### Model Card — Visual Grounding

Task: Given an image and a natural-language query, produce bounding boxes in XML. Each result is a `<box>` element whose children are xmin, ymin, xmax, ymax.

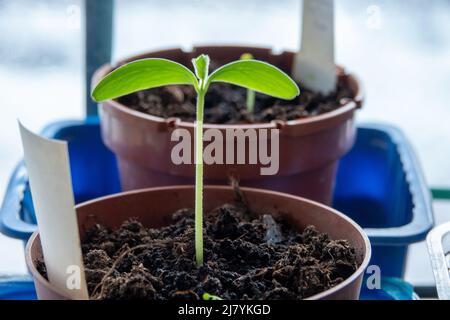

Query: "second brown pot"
<box><xmin>94</xmin><ymin>46</ymin><xmax>363</xmax><ymax>205</ymax></box>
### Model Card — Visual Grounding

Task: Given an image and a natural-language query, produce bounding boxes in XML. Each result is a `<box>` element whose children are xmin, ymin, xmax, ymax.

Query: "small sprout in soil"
<box><xmin>240</xmin><ymin>53</ymin><xmax>256</xmax><ymax>113</ymax></box>
<box><xmin>202</xmin><ymin>293</ymin><xmax>223</xmax><ymax>301</ymax></box>
<box><xmin>92</xmin><ymin>54</ymin><xmax>300</xmax><ymax>267</ymax></box>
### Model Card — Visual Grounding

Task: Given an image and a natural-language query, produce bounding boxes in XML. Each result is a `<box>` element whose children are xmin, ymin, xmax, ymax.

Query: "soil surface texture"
<box><xmin>36</xmin><ymin>193</ymin><xmax>359</xmax><ymax>300</ymax></box>
<box><xmin>118</xmin><ymin>65</ymin><xmax>354</xmax><ymax>124</ymax></box>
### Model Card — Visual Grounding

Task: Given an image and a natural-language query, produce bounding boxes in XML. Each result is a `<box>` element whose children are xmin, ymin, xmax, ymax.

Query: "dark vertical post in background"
<box><xmin>83</xmin><ymin>0</ymin><xmax>114</xmax><ymax>116</ymax></box>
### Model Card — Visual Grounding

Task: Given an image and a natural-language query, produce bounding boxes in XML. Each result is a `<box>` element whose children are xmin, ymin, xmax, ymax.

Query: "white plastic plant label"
<box><xmin>293</xmin><ymin>0</ymin><xmax>336</xmax><ymax>94</ymax></box>
<box><xmin>19</xmin><ymin>122</ymin><xmax>89</xmax><ymax>300</ymax></box>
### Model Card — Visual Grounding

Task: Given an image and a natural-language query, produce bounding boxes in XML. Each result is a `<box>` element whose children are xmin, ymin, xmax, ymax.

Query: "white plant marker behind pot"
<box><xmin>19</xmin><ymin>122</ymin><xmax>89</xmax><ymax>300</ymax></box>
<box><xmin>293</xmin><ymin>0</ymin><xmax>336</xmax><ymax>94</ymax></box>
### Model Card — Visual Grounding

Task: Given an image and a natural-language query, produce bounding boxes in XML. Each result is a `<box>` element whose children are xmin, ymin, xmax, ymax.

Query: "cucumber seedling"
<box><xmin>240</xmin><ymin>53</ymin><xmax>256</xmax><ymax>113</ymax></box>
<box><xmin>92</xmin><ymin>54</ymin><xmax>300</xmax><ymax>267</ymax></box>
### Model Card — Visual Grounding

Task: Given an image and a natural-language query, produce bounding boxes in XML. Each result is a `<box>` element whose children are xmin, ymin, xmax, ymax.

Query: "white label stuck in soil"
<box><xmin>19</xmin><ymin>122</ymin><xmax>88</xmax><ymax>300</ymax></box>
<box><xmin>293</xmin><ymin>0</ymin><xmax>336</xmax><ymax>94</ymax></box>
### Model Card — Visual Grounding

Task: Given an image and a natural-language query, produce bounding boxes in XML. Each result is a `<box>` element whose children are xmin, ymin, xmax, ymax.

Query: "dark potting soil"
<box><xmin>118</xmin><ymin>72</ymin><xmax>354</xmax><ymax>124</ymax></box>
<box><xmin>38</xmin><ymin>195</ymin><xmax>359</xmax><ymax>300</ymax></box>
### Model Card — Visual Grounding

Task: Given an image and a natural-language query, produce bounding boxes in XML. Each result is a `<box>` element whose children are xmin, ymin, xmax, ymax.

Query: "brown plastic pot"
<box><xmin>26</xmin><ymin>186</ymin><xmax>371</xmax><ymax>300</ymax></box>
<box><xmin>93</xmin><ymin>46</ymin><xmax>364</xmax><ymax>205</ymax></box>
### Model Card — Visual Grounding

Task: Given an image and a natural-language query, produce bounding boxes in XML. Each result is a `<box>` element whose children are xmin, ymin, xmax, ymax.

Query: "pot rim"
<box><xmin>92</xmin><ymin>46</ymin><xmax>364</xmax><ymax>131</ymax></box>
<box><xmin>26</xmin><ymin>185</ymin><xmax>372</xmax><ymax>301</ymax></box>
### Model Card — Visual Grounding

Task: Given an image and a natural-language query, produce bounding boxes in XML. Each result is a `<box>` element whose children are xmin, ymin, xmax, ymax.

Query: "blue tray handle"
<box><xmin>363</xmin><ymin>124</ymin><xmax>434</xmax><ymax>245</ymax></box>
<box><xmin>0</xmin><ymin>163</ymin><xmax>37</xmax><ymax>240</ymax></box>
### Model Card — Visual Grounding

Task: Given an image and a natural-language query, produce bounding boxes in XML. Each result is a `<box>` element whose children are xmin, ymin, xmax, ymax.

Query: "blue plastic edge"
<box><xmin>359</xmin><ymin>123</ymin><xmax>434</xmax><ymax>245</ymax></box>
<box><xmin>0</xmin><ymin>163</ymin><xmax>37</xmax><ymax>239</ymax></box>
<box><xmin>0</xmin><ymin>275</ymin><xmax>37</xmax><ymax>300</ymax></box>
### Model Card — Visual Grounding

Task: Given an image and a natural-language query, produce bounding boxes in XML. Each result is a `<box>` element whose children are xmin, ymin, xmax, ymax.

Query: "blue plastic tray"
<box><xmin>0</xmin><ymin>118</ymin><xmax>434</xmax><ymax>278</ymax></box>
<box><xmin>0</xmin><ymin>276</ymin><xmax>37</xmax><ymax>300</ymax></box>
<box><xmin>0</xmin><ymin>275</ymin><xmax>414</xmax><ymax>301</ymax></box>
<box><xmin>359</xmin><ymin>277</ymin><xmax>418</xmax><ymax>300</ymax></box>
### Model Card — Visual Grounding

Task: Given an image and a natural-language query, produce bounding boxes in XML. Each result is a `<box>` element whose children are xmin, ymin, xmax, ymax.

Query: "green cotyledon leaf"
<box><xmin>203</xmin><ymin>293</ymin><xmax>223</xmax><ymax>300</ymax></box>
<box><xmin>207</xmin><ymin>60</ymin><xmax>300</xmax><ymax>100</ymax></box>
<box><xmin>92</xmin><ymin>58</ymin><xmax>198</xmax><ymax>102</ymax></box>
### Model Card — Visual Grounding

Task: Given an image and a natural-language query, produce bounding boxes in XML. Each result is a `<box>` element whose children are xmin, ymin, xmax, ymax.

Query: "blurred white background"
<box><xmin>0</xmin><ymin>0</ymin><xmax>449</xmax><ymax>290</ymax></box>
